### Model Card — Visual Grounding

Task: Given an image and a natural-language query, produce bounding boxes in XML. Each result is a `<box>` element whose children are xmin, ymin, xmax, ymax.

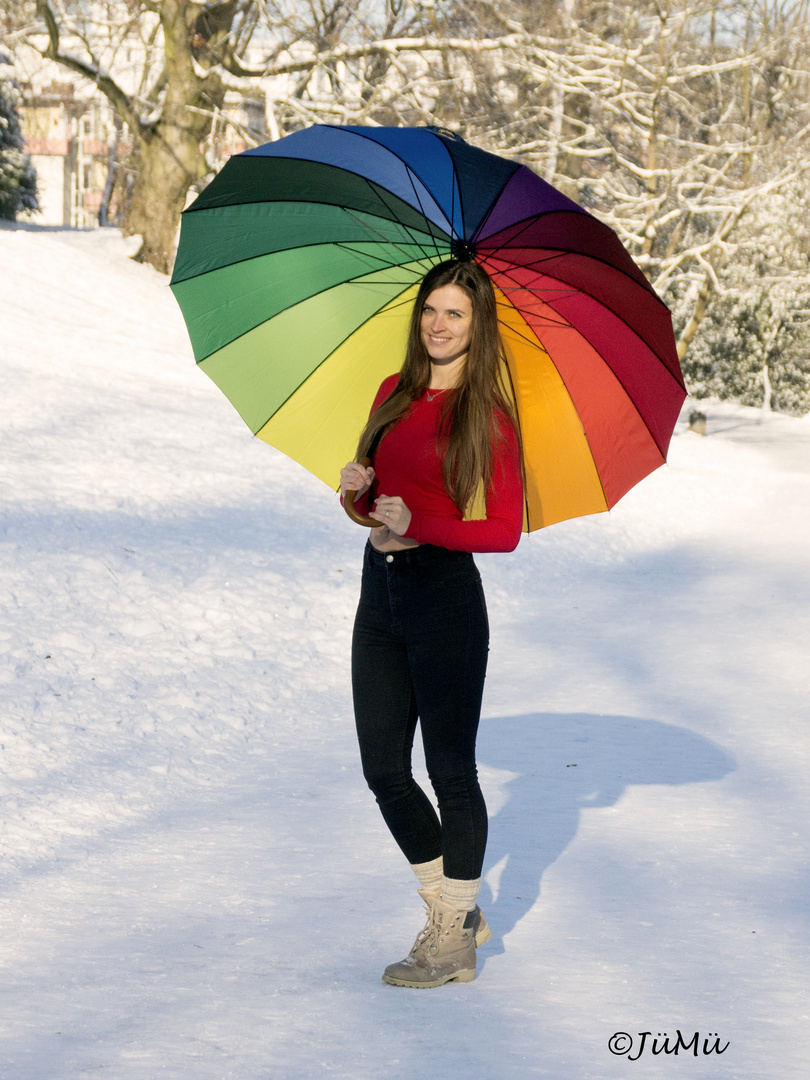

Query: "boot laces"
<box><xmin>410</xmin><ymin>913</ymin><xmax>434</xmax><ymax>955</ymax></box>
<box><xmin>419</xmin><ymin>904</ymin><xmax>462</xmax><ymax>956</ymax></box>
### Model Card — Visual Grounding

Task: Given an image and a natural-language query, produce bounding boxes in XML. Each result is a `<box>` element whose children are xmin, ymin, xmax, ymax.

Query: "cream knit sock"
<box><xmin>441</xmin><ymin>875</ymin><xmax>481</xmax><ymax>913</ymax></box>
<box><xmin>410</xmin><ymin>856</ymin><xmax>443</xmax><ymax>895</ymax></box>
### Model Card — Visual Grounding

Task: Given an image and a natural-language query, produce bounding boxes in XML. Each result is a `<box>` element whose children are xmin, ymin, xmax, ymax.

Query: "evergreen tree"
<box><xmin>682</xmin><ymin>288</ymin><xmax>810</xmax><ymax>416</ymax></box>
<box><xmin>0</xmin><ymin>73</ymin><xmax>38</xmax><ymax>221</ymax></box>
<box><xmin>678</xmin><ymin>181</ymin><xmax>810</xmax><ymax>416</ymax></box>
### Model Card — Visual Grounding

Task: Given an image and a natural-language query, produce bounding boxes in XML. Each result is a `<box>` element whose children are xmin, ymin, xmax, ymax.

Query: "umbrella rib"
<box><xmin>449</xmin><ymin>163</ymin><xmax>459</xmax><ymax>243</ymax></box>
<box><xmin>331</xmin><ymin>243</ymin><xmax>422</xmax><ymax>276</ymax></box>
<box><xmin>484</xmin><ymin>248</ymin><xmax>584</xmax><ymax>275</ymax></box>
<box><xmin>356</xmin><ymin>174</ymin><xmax>447</xmax><ymax>262</ymax></box>
<box><xmin>339</xmin><ymin>126</ymin><xmax>457</xmax><ymax>256</ymax></box>
<box><xmin>483</xmin><ymin>253</ymin><xmax>686</xmax><ymax>394</ymax></box>
<box><xmin>478</xmin><ymin>247</ymin><xmax>569</xmax><ymax>285</ymax></box>
<box><xmin>479</xmin><ymin>210</ymin><xmax>671</xmax><ymax>312</ymax></box>
<box><xmin>490</xmin><ymin>261</ymin><xmax>576</xmax><ymax>332</ymax></box>
<box><xmin>498</xmin><ymin>316</ymin><xmax>555</xmax><ymax>354</ymax></box>
<box><xmin>401</xmin><ymin>165</ymin><xmax>454</xmax><ymax>258</ymax></box>
<box><xmin>327</xmin><ymin>125</ymin><xmax>455</xmax><ymax>237</ymax></box>
<box><xmin>489</xmin><ymin>281</ymin><xmax>585</xmax><ymax>304</ymax></box>
<box><xmin>494</xmin><ymin>245</ymin><xmax>661</xmax><ymax>302</ymax></box>
<box><xmin>337</xmin><ymin>208</ymin><xmax>445</xmax><ymax>266</ymax></box>
<box><xmin>179</xmin><ymin>240</ymin><xmax>442</xmax><ymax>294</ymax></box>
<box><xmin>481</xmin><ymin>232</ymin><xmax>620</xmax><ymax>285</ymax></box>
<box><xmin>477</xmin><ymin>210</ymin><xmax>557</xmax><ymax>260</ymax></box>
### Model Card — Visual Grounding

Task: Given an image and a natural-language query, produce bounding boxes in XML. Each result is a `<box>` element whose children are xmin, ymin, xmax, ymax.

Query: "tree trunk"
<box><xmin>127</xmin><ymin>121</ymin><xmax>209</xmax><ymax>274</ymax></box>
<box><xmin>543</xmin><ymin>0</ymin><xmax>575</xmax><ymax>184</ymax></box>
<box><xmin>761</xmin><ymin>362</ymin><xmax>772</xmax><ymax>416</ymax></box>
<box><xmin>126</xmin><ymin>0</ymin><xmax>229</xmax><ymax>273</ymax></box>
<box><xmin>676</xmin><ymin>274</ymin><xmax>713</xmax><ymax>362</ymax></box>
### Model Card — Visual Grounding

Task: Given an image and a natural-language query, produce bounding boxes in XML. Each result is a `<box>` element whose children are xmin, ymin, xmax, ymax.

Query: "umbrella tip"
<box><xmin>426</xmin><ymin>125</ymin><xmax>465</xmax><ymax>143</ymax></box>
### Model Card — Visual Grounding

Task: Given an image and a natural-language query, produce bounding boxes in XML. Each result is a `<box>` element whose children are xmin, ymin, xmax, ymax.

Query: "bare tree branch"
<box><xmin>33</xmin><ymin>0</ymin><xmax>148</xmax><ymax>135</ymax></box>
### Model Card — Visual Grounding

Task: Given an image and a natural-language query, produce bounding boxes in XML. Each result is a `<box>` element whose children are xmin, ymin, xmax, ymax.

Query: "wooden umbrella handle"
<box><xmin>343</xmin><ymin>457</ymin><xmax>384</xmax><ymax>528</ymax></box>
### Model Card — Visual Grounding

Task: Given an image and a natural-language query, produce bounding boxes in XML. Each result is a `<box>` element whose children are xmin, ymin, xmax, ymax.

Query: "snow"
<box><xmin>1</xmin><ymin>222</ymin><xmax>809</xmax><ymax>1079</ymax></box>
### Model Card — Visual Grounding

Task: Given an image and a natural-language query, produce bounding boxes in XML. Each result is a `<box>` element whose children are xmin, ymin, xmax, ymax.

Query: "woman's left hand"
<box><xmin>370</xmin><ymin>495</ymin><xmax>412</xmax><ymax>536</ymax></box>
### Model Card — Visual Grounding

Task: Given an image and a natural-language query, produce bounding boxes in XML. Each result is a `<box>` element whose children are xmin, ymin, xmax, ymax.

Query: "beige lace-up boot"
<box><xmin>410</xmin><ymin>861</ymin><xmax>492</xmax><ymax>947</ymax></box>
<box><xmin>418</xmin><ymin>884</ymin><xmax>492</xmax><ymax>947</ymax></box>
<box><xmin>382</xmin><ymin>893</ymin><xmax>478</xmax><ymax>988</ymax></box>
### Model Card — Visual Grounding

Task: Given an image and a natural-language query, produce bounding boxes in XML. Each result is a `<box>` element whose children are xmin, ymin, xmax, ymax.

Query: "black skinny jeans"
<box><xmin>351</xmin><ymin>541</ymin><xmax>489</xmax><ymax>881</ymax></box>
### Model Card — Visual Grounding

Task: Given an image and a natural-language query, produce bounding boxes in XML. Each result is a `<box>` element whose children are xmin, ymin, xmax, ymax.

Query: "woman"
<box><xmin>340</xmin><ymin>259</ymin><xmax>524</xmax><ymax>988</ymax></box>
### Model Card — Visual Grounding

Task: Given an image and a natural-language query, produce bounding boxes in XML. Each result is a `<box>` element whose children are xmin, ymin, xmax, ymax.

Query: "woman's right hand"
<box><xmin>340</xmin><ymin>461</ymin><xmax>375</xmax><ymax>499</ymax></box>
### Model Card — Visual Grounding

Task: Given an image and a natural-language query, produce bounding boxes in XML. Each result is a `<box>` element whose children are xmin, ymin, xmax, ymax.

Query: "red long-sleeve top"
<box><xmin>353</xmin><ymin>375</ymin><xmax>524</xmax><ymax>553</ymax></box>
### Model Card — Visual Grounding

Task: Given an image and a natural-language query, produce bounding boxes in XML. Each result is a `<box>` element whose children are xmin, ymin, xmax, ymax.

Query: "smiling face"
<box><xmin>420</xmin><ymin>284</ymin><xmax>473</xmax><ymax>365</ymax></box>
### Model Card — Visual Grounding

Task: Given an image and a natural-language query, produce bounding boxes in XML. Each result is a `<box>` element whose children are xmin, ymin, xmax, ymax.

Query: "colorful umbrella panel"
<box><xmin>171</xmin><ymin>125</ymin><xmax>686</xmax><ymax>530</ymax></box>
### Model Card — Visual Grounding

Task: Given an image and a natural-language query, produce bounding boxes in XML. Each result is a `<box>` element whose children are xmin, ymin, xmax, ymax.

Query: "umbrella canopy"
<box><xmin>171</xmin><ymin>124</ymin><xmax>686</xmax><ymax>531</ymax></box>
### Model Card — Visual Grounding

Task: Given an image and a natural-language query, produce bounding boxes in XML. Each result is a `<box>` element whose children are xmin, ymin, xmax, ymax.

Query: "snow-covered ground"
<box><xmin>1</xmin><ymin>223</ymin><xmax>809</xmax><ymax>1079</ymax></box>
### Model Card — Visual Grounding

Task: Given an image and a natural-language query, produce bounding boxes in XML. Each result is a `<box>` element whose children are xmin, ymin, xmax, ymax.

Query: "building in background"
<box><xmin>18</xmin><ymin>61</ymin><xmax>264</xmax><ymax>229</ymax></box>
<box><xmin>21</xmin><ymin>79</ymin><xmax>122</xmax><ymax>227</ymax></box>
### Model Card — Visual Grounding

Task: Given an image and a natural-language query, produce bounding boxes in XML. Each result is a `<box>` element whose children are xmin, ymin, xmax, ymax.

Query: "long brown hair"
<box><xmin>356</xmin><ymin>259</ymin><xmax>519</xmax><ymax>515</ymax></box>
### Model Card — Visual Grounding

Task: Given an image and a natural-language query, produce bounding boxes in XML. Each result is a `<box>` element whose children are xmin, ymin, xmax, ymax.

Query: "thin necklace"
<box><xmin>426</xmin><ymin>387</ymin><xmax>447</xmax><ymax>402</ymax></box>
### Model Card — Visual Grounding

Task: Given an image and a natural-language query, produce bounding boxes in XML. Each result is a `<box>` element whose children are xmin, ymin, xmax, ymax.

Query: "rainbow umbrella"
<box><xmin>170</xmin><ymin>125</ymin><xmax>686</xmax><ymax>531</ymax></box>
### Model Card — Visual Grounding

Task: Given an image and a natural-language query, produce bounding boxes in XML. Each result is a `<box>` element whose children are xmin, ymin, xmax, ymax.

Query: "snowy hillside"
<box><xmin>1</xmin><ymin>222</ymin><xmax>809</xmax><ymax>1079</ymax></box>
